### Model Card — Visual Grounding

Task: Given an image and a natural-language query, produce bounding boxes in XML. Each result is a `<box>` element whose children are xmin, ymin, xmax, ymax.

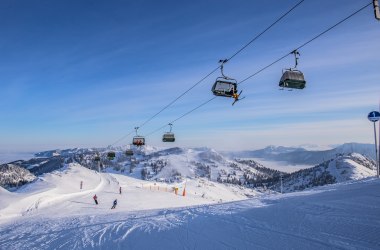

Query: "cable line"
<box><xmin>146</xmin><ymin>97</ymin><xmax>217</xmax><ymax>137</ymax></box>
<box><xmin>239</xmin><ymin>1</ymin><xmax>372</xmax><ymax>86</ymax></box>
<box><xmin>145</xmin><ymin>1</ymin><xmax>373</xmax><ymax>137</ymax></box>
<box><xmin>138</xmin><ymin>66</ymin><xmax>220</xmax><ymax>129</ymax></box>
<box><xmin>139</xmin><ymin>0</ymin><xmax>305</xmax><ymax>129</ymax></box>
<box><xmin>110</xmin><ymin>72</ymin><xmax>218</xmax><ymax>146</ymax></box>
<box><xmin>227</xmin><ymin>0</ymin><xmax>305</xmax><ymax>62</ymax></box>
<box><xmin>295</xmin><ymin>2</ymin><xmax>373</xmax><ymax>52</ymax></box>
<box><xmin>109</xmin><ymin>0</ymin><xmax>305</xmax><ymax>145</ymax></box>
<box><xmin>110</xmin><ymin>131</ymin><xmax>134</xmax><ymax>147</ymax></box>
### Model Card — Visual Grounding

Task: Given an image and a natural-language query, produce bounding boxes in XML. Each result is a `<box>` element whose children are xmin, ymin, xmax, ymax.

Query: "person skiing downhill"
<box><xmin>119</xmin><ymin>186</ymin><xmax>122</xmax><ymax>194</ymax></box>
<box><xmin>93</xmin><ymin>194</ymin><xmax>98</xmax><ymax>205</ymax></box>
<box><xmin>111</xmin><ymin>199</ymin><xmax>117</xmax><ymax>209</ymax></box>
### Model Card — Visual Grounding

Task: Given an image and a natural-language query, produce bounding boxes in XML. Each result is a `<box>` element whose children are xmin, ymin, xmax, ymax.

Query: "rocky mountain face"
<box><xmin>0</xmin><ymin>164</ymin><xmax>36</xmax><ymax>189</ymax></box>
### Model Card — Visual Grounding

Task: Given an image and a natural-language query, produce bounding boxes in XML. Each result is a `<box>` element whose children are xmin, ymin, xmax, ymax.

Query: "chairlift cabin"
<box><xmin>279</xmin><ymin>50</ymin><xmax>306</xmax><ymax>90</ymax></box>
<box><xmin>133</xmin><ymin>136</ymin><xmax>145</xmax><ymax>146</ymax></box>
<box><xmin>279</xmin><ymin>70</ymin><xmax>306</xmax><ymax>89</ymax></box>
<box><xmin>107</xmin><ymin>151</ymin><xmax>116</xmax><ymax>160</ymax></box>
<box><xmin>162</xmin><ymin>132</ymin><xmax>175</xmax><ymax>142</ymax></box>
<box><xmin>211</xmin><ymin>78</ymin><xmax>238</xmax><ymax>98</ymax></box>
<box><xmin>211</xmin><ymin>59</ymin><xmax>243</xmax><ymax>105</ymax></box>
<box><xmin>126</xmin><ymin>149</ymin><xmax>134</xmax><ymax>156</ymax></box>
<box><xmin>162</xmin><ymin>123</ymin><xmax>175</xmax><ymax>142</ymax></box>
<box><xmin>132</xmin><ymin>127</ymin><xmax>145</xmax><ymax>146</ymax></box>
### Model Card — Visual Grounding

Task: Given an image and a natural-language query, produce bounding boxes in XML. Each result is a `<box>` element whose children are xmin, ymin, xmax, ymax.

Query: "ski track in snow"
<box><xmin>0</xmin><ymin>165</ymin><xmax>380</xmax><ymax>249</ymax></box>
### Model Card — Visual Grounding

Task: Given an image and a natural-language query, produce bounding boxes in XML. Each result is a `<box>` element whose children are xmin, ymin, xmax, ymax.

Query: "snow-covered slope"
<box><xmin>0</xmin><ymin>186</ymin><xmax>16</xmax><ymax>210</ymax></box>
<box><xmin>271</xmin><ymin>153</ymin><xmax>376</xmax><ymax>193</ymax></box>
<box><xmin>328</xmin><ymin>153</ymin><xmax>376</xmax><ymax>181</ymax></box>
<box><xmin>0</xmin><ymin>163</ymin><xmax>258</xmax><ymax>221</ymax></box>
<box><xmin>0</xmin><ymin>163</ymin><xmax>102</xmax><ymax>220</ymax></box>
<box><xmin>0</xmin><ymin>169</ymin><xmax>379</xmax><ymax>249</ymax></box>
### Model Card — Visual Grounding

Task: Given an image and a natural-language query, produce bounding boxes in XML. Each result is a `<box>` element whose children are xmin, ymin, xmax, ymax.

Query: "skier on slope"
<box><xmin>119</xmin><ymin>186</ymin><xmax>122</xmax><ymax>194</ymax></box>
<box><xmin>93</xmin><ymin>194</ymin><xmax>98</xmax><ymax>205</ymax></box>
<box><xmin>111</xmin><ymin>199</ymin><xmax>117</xmax><ymax>209</ymax></box>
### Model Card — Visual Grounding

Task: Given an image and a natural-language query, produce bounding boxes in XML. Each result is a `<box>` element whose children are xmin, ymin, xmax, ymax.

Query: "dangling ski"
<box><xmin>232</xmin><ymin>90</ymin><xmax>245</xmax><ymax>106</ymax></box>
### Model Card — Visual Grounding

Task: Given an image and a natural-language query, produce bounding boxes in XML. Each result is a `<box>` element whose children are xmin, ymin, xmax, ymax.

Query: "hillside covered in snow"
<box><xmin>0</xmin><ymin>163</ymin><xmax>257</xmax><ymax>221</ymax></box>
<box><xmin>0</xmin><ymin>144</ymin><xmax>379</xmax><ymax>249</ymax></box>
<box><xmin>269</xmin><ymin>153</ymin><xmax>376</xmax><ymax>193</ymax></box>
<box><xmin>1</xmin><ymin>145</ymin><xmax>377</xmax><ymax>195</ymax></box>
<box><xmin>0</xmin><ymin>162</ymin><xmax>379</xmax><ymax>249</ymax></box>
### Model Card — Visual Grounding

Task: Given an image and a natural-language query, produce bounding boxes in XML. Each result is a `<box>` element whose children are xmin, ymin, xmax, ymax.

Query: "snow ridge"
<box><xmin>270</xmin><ymin>153</ymin><xmax>376</xmax><ymax>193</ymax></box>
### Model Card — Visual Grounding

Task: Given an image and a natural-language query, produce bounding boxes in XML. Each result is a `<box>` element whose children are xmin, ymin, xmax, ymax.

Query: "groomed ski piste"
<box><xmin>0</xmin><ymin>163</ymin><xmax>379</xmax><ymax>249</ymax></box>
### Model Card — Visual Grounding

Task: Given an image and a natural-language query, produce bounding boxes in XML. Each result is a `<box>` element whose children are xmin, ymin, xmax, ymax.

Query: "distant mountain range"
<box><xmin>225</xmin><ymin>143</ymin><xmax>376</xmax><ymax>165</ymax></box>
<box><xmin>0</xmin><ymin>143</ymin><xmax>377</xmax><ymax>193</ymax></box>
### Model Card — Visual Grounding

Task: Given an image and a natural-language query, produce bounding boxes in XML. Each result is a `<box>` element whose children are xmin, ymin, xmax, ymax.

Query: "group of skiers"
<box><xmin>92</xmin><ymin>186</ymin><xmax>122</xmax><ymax>209</ymax></box>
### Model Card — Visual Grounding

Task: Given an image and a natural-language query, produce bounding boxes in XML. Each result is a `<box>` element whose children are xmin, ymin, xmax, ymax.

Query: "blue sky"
<box><xmin>0</xmin><ymin>0</ymin><xmax>379</xmax><ymax>152</ymax></box>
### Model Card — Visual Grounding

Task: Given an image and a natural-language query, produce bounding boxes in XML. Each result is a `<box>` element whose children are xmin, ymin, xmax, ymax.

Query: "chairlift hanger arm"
<box><xmin>291</xmin><ymin>50</ymin><xmax>300</xmax><ymax>69</ymax></box>
<box><xmin>168</xmin><ymin>123</ymin><xmax>173</xmax><ymax>132</ymax></box>
<box><xmin>134</xmin><ymin>127</ymin><xmax>139</xmax><ymax>136</ymax></box>
<box><xmin>219</xmin><ymin>59</ymin><xmax>233</xmax><ymax>80</ymax></box>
